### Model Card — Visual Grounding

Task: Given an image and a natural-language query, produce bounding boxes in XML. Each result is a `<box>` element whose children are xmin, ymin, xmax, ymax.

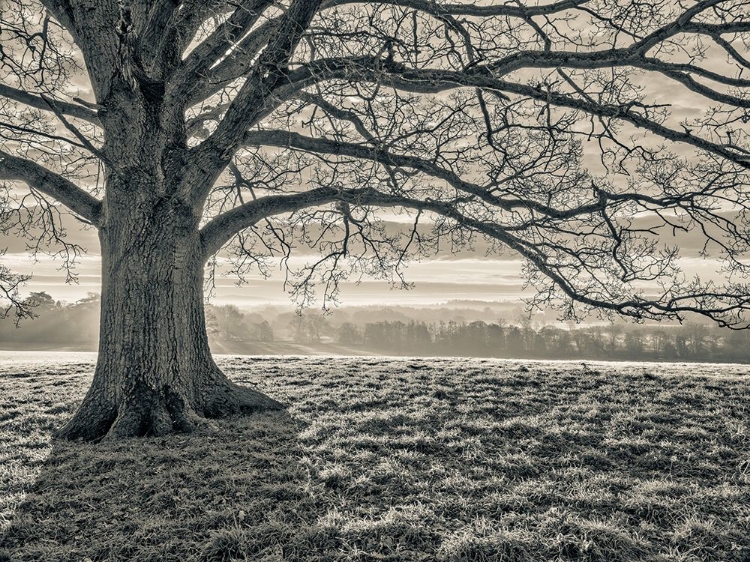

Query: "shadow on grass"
<box><xmin>2</xmin><ymin>357</ymin><xmax>750</xmax><ymax>562</ymax></box>
<box><xmin>0</xmin><ymin>411</ymin><xmax>323</xmax><ymax>562</ymax></box>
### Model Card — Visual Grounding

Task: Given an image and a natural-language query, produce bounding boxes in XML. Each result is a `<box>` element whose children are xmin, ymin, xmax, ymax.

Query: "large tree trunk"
<box><xmin>57</xmin><ymin>187</ymin><xmax>283</xmax><ymax>441</ymax></box>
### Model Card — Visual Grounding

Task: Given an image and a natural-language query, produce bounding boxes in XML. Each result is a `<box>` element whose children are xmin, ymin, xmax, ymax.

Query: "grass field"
<box><xmin>0</xmin><ymin>356</ymin><xmax>748</xmax><ymax>561</ymax></box>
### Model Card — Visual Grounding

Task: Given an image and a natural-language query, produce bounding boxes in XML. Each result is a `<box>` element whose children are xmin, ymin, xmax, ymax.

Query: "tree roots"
<box><xmin>56</xmin><ymin>378</ymin><xmax>285</xmax><ymax>442</ymax></box>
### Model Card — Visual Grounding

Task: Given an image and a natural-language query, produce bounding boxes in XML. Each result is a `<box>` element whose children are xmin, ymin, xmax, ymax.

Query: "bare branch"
<box><xmin>320</xmin><ymin>0</ymin><xmax>591</xmax><ymax>18</ymax></box>
<box><xmin>0</xmin><ymin>83</ymin><xmax>100</xmax><ymax>125</ymax></box>
<box><xmin>0</xmin><ymin>150</ymin><xmax>102</xmax><ymax>224</ymax></box>
<box><xmin>183</xmin><ymin>0</ymin><xmax>324</xmax><ymax>201</ymax></box>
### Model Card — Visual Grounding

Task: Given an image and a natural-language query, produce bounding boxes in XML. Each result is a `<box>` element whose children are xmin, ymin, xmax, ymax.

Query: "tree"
<box><xmin>623</xmin><ymin>329</ymin><xmax>645</xmax><ymax>358</ymax></box>
<box><xmin>26</xmin><ymin>290</ymin><xmax>56</xmax><ymax>310</ymax></box>
<box><xmin>1</xmin><ymin>0</ymin><xmax>749</xmax><ymax>440</ymax></box>
<box><xmin>257</xmin><ymin>320</ymin><xmax>274</xmax><ymax>342</ymax></box>
<box><xmin>0</xmin><ymin>251</ymin><xmax>33</xmax><ymax>323</ymax></box>
<box><xmin>212</xmin><ymin>304</ymin><xmax>247</xmax><ymax>340</ymax></box>
<box><xmin>290</xmin><ymin>311</ymin><xmax>329</xmax><ymax>343</ymax></box>
<box><xmin>337</xmin><ymin>321</ymin><xmax>362</xmax><ymax>345</ymax></box>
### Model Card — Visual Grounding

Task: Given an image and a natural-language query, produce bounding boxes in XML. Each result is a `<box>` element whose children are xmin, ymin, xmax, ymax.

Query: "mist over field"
<box><xmin>4</xmin><ymin>292</ymin><xmax>750</xmax><ymax>364</ymax></box>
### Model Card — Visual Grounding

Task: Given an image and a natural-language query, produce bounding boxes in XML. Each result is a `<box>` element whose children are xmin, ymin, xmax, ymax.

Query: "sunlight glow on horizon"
<box><xmin>0</xmin><ymin>248</ymin><xmax>727</xmax><ymax>309</ymax></box>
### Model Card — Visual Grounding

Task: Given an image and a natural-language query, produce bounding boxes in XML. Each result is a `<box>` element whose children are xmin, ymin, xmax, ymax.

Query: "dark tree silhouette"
<box><xmin>0</xmin><ymin>0</ymin><xmax>749</xmax><ymax>439</ymax></box>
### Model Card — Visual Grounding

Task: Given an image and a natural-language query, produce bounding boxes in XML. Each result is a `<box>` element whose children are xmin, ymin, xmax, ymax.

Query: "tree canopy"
<box><xmin>1</xmin><ymin>0</ymin><xmax>750</xmax><ymax>326</ymax></box>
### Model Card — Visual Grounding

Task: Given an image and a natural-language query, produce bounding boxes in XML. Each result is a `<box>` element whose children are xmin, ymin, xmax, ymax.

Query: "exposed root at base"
<box><xmin>55</xmin><ymin>398</ymin><xmax>118</xmax><ymax>442</ymax></box>
<box><xmin>56</xmin><ymin>381</ymin><xmax>285</xmax><ymax>442</ymax></box>
<box><xmin>205</xmin><ymin>381</ymin><xmax>286</xmax><ymax>417</ymax></box>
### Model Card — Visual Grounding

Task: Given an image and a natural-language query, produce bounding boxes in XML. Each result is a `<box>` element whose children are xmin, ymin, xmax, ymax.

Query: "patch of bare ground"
<box><xmin>0</xmin><ymin>357</ymin><xmax>748</xmax><ymax>561</ymax></box>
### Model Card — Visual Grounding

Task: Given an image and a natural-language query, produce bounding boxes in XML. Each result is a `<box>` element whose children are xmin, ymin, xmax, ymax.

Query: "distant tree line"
<box><xmin>205</xmin><ymin>304</ymin><xmax>274</xmax><ymax>343</ymax></box>
<box><xmin>0</xmin><ymin>294</ymin><xmax>274</xmax><ymax>347</ymax></box>
<box><xmin>5</xmin><ymin>293</ymin><xmax>750</xmax><ymax>363</ymax></box>
<box><xmin>338</xmin><ymin>320</ymin><xmax>750</xmax><ymax>363</ymax></box>
<box><xmin>0</xmin><ymin>292</ymin><xmax>101</xmax><ymax>345</ymax></box>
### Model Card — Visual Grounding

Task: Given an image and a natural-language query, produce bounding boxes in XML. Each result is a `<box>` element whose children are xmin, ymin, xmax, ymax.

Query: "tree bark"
<box><xmin>56</xmin><ymin>183</ymin><xmax>283</xmax><ymax>441</ymax></box>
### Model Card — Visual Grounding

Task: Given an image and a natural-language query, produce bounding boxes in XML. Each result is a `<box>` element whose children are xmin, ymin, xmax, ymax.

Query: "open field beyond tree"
<box><xmin>0</xmin><ymin>356</ymin><xmax>748</xmax><ymax>561</ymax></box>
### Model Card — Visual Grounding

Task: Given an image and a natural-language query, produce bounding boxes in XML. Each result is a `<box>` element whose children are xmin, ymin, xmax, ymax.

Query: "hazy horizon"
<box><xmin>0</xmin><ymin>211</ymin><xmax>734</xmax><ymax>310</ymax></box>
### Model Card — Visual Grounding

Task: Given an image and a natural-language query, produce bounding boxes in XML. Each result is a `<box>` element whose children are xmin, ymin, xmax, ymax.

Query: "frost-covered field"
<box><xmin>1</xmin><ymin>355</ymin><xmax>748</xmax><ymax>561</ymax></box>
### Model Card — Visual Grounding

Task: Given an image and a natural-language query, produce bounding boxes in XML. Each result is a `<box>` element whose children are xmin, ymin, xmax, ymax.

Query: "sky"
<box><xmin>0</xmin><ymin>210</ymin><xmax>729</xmax><ymax>311</ymax></box>
<box><xmin>0</xmin><ymin>216</ymin><xmax>534</xmax><ymax>308</ymax></box>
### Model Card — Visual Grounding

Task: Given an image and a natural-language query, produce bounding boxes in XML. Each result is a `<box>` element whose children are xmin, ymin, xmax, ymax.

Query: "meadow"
<box><xmin>0</xmin><ymin>355</ymin><xmax>748</xmax><ymax>561</ymax></box>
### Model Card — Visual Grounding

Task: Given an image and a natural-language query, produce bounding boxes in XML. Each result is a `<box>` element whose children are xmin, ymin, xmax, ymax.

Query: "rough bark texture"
<box><xmin>56</xmin><ymin>77</ymin><xmax>283</xmax><ymax>442</ymax></box>
<box><xmin>57</xmin><ymin>192</ymin><xmax>283</xmax><ymax>441</ymax></box>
